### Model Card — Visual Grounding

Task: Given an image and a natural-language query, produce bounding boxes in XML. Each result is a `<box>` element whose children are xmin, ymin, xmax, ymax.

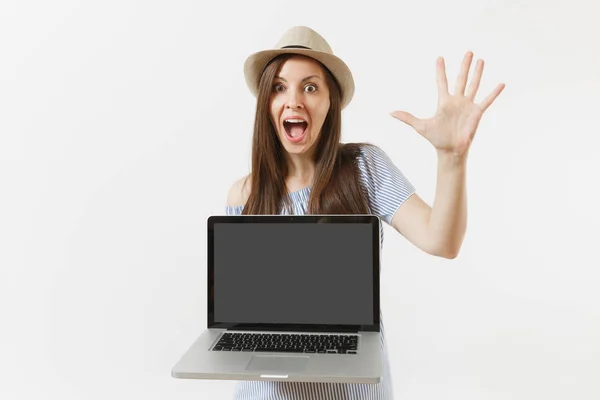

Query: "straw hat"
<box><xmin>243</xmin><ymin>26</ymin><xmax>355</xmax><ymax>109</ymax></box>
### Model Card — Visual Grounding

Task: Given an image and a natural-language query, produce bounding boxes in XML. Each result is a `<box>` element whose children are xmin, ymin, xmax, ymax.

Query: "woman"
<box><xmin>225</xmin><ymin>26</ymin><xmax>504</xmax><ymax>400</ymax></box>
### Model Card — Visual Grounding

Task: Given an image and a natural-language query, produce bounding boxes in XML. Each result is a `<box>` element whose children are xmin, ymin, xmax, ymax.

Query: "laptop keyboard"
<box><xmin>212</xmin><ymin>332</ymin><xmax>359</xmax><ymax>354</ymax></box>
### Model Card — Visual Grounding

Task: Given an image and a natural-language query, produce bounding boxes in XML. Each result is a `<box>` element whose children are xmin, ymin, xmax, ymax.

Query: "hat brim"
<box><xmin>244</xmin><ymin>48</ymin><xmax>355</xmax><ymax>109</ymax></box>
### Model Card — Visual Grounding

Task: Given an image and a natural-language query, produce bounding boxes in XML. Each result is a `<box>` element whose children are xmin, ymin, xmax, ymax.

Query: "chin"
<box><xmin>281</xmin><ymin>143</ymin><xmax>311</xmax><ymax>155</ymax></box>
<box><xmin>277</xmin><ymin>132</ymin><xmax>315</xmax><ymax>155</ymax></box>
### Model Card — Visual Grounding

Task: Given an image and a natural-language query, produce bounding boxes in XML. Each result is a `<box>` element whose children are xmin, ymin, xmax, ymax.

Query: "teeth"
<box><xmin>285</xmin><ymin>119</ymin><xmax>305</xmax><ymax>123</ymax></box>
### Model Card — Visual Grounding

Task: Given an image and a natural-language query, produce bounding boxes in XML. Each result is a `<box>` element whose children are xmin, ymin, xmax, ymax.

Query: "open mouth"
<box><xmin>283</xmin><ymin>119</ymin><xmax>308</xmax><ymax>143</ymax></box>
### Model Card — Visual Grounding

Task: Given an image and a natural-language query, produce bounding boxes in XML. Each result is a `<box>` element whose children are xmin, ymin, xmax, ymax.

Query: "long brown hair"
<box><xmin>242</xmin><ymin>54</ymin><xmax>371</xmax><ymax>215</ymax></box>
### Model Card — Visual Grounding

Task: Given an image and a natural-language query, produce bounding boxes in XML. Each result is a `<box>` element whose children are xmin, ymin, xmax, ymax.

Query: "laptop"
<box><xmin>171</xmin><ymin>214</ymin><xmax>382</xmax><ymax>384</ymax></box>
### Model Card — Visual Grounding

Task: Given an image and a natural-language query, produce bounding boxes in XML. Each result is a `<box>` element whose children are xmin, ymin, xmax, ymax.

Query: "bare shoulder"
<box><xmin>227</xmin><ymin>174</ymin><xmax>252</xmax><ymax>207</ymax></box>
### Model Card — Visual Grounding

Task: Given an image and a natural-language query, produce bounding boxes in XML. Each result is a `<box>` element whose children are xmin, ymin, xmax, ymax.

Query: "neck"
<box><xmin>285</xmin><ymin>152</ymin><xmax>315</xmax><ymax>185</ymax></box>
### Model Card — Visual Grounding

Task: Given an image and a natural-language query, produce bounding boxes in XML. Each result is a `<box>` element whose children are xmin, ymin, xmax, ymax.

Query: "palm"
<box><xmin>392</xmin><ymin>52</ymin><xmax>505</xmax><ymax>156</ymax></box>
<box><xmin>425</xmin><ymin>96</ymin><xmax>483</xmax><ymax>153</ymax></box>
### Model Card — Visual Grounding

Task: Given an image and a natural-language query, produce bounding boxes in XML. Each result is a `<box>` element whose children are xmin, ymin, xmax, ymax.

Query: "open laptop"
<box><xmin>171</xmin><ymin>214</ymin><xmax>382</xmax><ymax>384</ymax></box>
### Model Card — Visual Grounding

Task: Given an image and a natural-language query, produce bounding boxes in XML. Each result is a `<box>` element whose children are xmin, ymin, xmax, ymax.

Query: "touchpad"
<box><xmin>246</xmin><ymin>355</ymin><xmax>309</xmax><ymax>373</ymax></box>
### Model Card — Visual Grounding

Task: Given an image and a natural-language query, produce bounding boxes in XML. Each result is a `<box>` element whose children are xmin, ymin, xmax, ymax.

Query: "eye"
<box><xmin>273</xmin><ymin>83</ymin><xmax>285</xmax><ymax>93</ymax></box>
<box><xmin>305</xmin><ymin>84</ymin><xmax>317</xmax><ymax>93</ymax></box>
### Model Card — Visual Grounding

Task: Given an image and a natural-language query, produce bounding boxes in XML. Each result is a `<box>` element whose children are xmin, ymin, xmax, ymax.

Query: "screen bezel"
<box><xmin>206</xmin><ymin>214</ymin><xmax>381</xmax><ymax>333</ymax></box>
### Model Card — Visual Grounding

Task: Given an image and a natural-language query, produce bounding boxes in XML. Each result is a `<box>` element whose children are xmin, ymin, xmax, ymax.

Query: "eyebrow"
<box><xmin>274</xmin><ymin>75</ymin><xmax>322</xmax><ymax>83</ymax></box>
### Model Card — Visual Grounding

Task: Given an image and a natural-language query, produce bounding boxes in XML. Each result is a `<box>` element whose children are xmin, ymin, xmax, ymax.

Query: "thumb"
<box><xmin>390</xmin><ymin>110</ymin><xmax>425</xmax><ymax>133</ymax></box>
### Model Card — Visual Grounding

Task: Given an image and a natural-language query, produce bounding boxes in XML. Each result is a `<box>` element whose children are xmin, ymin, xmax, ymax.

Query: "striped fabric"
<box><xmin>225</xmin><ymin>144</ymin><xmax>416</xmax><ymax>400</ymax></box>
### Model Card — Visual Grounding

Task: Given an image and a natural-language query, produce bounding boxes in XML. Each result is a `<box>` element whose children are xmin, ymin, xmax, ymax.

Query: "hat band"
<box><xmin>281</xmin><ymin>45</ymin><xmax>311</xmax><ymax>50</ymax></box>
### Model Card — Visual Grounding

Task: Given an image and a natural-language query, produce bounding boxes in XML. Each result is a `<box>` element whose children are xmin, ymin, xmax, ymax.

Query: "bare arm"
<box><xmin>227</xmin><ymin>175</ymin><xmax>251</xmax><ymax>207</ymax></box>
<box><xmin>389</xmin><ymin>51</ymin><xmax>504</xmax><ymax>259</ymax></box>
<box><xmin>391</xmin><ymin>151</ymin><xmax>466</xmax><ymax>259</ymax></box>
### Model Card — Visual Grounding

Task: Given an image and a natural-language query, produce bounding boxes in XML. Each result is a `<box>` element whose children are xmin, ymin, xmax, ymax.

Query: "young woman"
<box><xmin>225</xmin><ymin>25</ymin><xmax>504</xmax><ymax>400</ymax></box>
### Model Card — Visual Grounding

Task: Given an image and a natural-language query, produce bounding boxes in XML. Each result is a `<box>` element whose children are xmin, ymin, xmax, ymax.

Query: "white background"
<box><xmin>1</xmin><ymin>0</ymin><xmax>599</xmax><ymax>399</ymax></box>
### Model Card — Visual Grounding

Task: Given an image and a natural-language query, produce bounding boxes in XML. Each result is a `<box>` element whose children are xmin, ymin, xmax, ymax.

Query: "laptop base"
<box><xmin>172</xmin><ymin>329</ymin><xmax>382</xmax><ymax>384</ymax></box>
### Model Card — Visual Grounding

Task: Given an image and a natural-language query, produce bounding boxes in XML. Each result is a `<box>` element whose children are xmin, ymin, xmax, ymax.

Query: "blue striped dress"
<box><xmin>225</xmin><ymin>144</ymin><xmax>416</xmax><ymax>400</ymax></box>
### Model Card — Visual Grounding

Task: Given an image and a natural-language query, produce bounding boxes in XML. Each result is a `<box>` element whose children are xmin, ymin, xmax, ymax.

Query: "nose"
<box><xmin>285</xmin><ymin>88</ymin><xmax>304</xmax><ymax>110</ymax></box>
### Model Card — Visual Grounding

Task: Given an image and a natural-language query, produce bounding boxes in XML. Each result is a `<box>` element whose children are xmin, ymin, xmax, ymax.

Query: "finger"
<box><xmin>466</xmin><ymin>59</ymin><xmax>484</xmax><ymax>101</ymax></box>
<box><xmin>390</xmin><ymin>111</ymin><xmax>426</xmax><ymax>133</ymax></box>
<box><xmin>436</xmin><ymin>57</ymin><xmax>449</xmax><ymax>99</ymax></box>
<box><xmin>479</xmin><ymin>83</ymin><xmax>506</xmax><ymax>112</ymax></box>
<box><xmin>454</xmin><ymin>51</ymin><xmax>474</xmax><ymax>96</ymax></box>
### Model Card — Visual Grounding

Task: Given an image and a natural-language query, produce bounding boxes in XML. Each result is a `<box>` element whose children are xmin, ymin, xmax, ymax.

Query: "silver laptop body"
<box><xmin>171</xmin><ymin>214</ymin><xmax>382</xmax><ymax>384</ymax></box>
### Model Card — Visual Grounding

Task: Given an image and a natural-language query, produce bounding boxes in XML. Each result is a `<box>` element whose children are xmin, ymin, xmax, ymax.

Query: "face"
<box><xmin>269</xmin><ymin>56</ymin><xmax>331</xmax><ymax>156</ymax></box>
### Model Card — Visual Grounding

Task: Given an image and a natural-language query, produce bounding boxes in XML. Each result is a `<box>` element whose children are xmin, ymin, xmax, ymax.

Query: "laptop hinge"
<box><xmin>224</xmin><ymin>325</ymin><xmax>360</xmax><ymax>333</ymax></box>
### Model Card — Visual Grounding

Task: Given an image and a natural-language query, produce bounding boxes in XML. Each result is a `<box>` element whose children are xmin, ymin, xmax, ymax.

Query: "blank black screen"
<box><xmin>213</xmin><ymin>223</ymin><xmax>374</xmax><ymax>326</ymax></box>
